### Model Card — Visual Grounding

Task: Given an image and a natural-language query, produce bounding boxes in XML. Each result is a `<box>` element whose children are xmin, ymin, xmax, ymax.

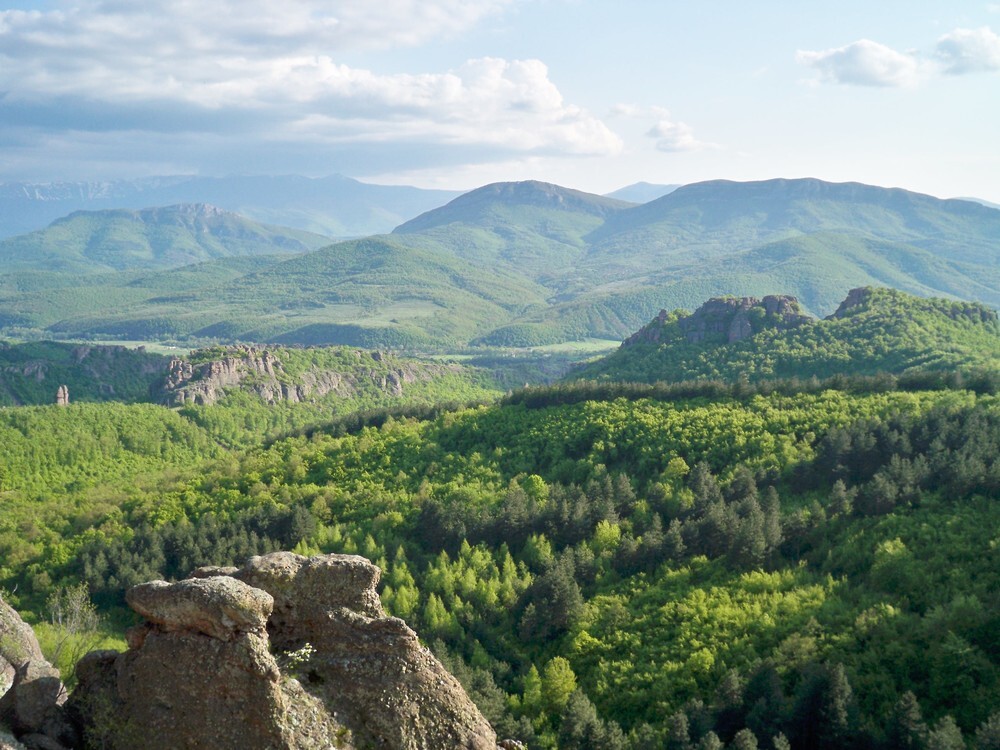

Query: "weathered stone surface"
<box><xmin>232</xmin><ymin>552</ymin><xmax>497</xmax><ymax>750</ymax></box>
<box><xmin>0</xmin><ymin>660</ymin><xmax>73</xmax><ymax>747</ymax></box>
<box><xmin>71</xmin><ymin>551</ymin><xmax>502</xmax><ymax>750</ymax></box>
<box><xmin>187</xmin><ymin>565</ymin><xmax>239</xmax><ymax>579</ymax></box>
<box><xmin>68</xmin><ymin>628</ymin><xmax>341</xmax><ymax>750</ymax></box>
<box><xmin>125</xmin><ymin>576</ymin><xmax>273</xmax><ymax>641</ymax></box>
<box><xmin>0</xmin><ymin>599</ymin><xmax>44</xmax><ymax>698</ymax></box>
<box><xmin>234</xmin><ymin>552</ymin><xmax>383</xmax><ymax>647</ymax></box>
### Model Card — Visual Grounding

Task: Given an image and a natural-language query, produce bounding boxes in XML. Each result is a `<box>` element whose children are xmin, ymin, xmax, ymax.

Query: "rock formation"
<box><xmin>623</xmin><ymin>295</ymin><xmax>812</xmax><ymax>347</ymax></box>
<box><xmin>829</xmin><ymin>286</ymin><xmax>999</xmax><ymax>325</ymax></box>
<box><xmin>54</xmin><ymin>386</ymin><xmax>68</xmax><ymax>406</ymax></box>
<box><xmin>1</xmin><ymin>597</ymin><xmax>74</xmax><ymax>749</ymax></box>
<box><xmin>158</xmin><ymin>345</ymin><xmax>438</xmax><ymax>406</ymax></box>
<box><xmin>69</xmin><ymin>552</ymin><xmax>502</xmax><ymax>750</ymax></box>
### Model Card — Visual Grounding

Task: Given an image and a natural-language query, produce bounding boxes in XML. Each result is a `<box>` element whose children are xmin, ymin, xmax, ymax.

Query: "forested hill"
<box><xmin>0</xmin><ymin>204</ymin><xmax>331</xmax><ymax>274</ymax></box>
<box><xmin>576</xmin><ymin>287</ymin><xmax>1000</xmax><ymax>384</ymax></box>
<box><xmin>6</xmin><ymin>178</ymin><xmax>999</xmax><ymax>350</ymax></box>
<box><xmin>2</xmin><ymin>378</ymin><xmax>998</xmax><ymax>748</ymax></box>
<box><xmin>0</xmin><ymin>341</ymin><xmax>500</xmax><ymax>416</ymax></box>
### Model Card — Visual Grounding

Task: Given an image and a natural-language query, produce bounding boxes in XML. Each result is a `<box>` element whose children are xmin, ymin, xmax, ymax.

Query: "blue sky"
<box><xmin>0</xmin><ymin>0</ymin><xmax>997</xmax><ymax>201</ymax></box>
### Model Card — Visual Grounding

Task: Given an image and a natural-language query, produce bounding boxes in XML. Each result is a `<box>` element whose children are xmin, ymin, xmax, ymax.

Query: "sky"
<box><xmin>0</xmin><ymin>0</ymin><xmax>998</xmax><ymax>201</ymax></box>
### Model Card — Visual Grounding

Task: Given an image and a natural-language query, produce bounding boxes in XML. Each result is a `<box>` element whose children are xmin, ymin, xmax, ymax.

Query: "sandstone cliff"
<box><xmin>65</xmin><ymin>552</ymin><xmax>505</xmax><ymax>750</ymax></box>
<box><xmin>159</xmin><ymin>345</ymin><xmax>464</xmax><ymax>406</ymax></box>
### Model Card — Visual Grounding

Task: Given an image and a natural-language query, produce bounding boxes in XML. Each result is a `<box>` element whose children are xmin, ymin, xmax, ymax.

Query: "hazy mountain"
<box><xmin>2</xmin><ymin>177</ymin><xmax>998</xmax><ymax>350</ymax></box>
<box><xmin>588</xmin><ymin>178</ymin><xmax>1000</xmax><ymax>266</ymax></box>
<box><xmin>393</xmin><ymin>180</ymin><xmax>633</xmax><ymax>278</ymax></box>
<box><xmin>0</xmin><ymin>174</ymin><xmax>462</xmax><ymax>239</ymax></box>
<box><xmin>43</xmin><ymin>236</ymin><xmax>549</xmax><ymax>347</ymax></box>
<box><xmin>603</xmin><ymin>181</ymin><xmax>680</xmax><ymax>203</ymax></box>
<box><xmin>0</xmin><ymin>204</ymin><xmax>330</xmax><ymax>274</ymax></box>
<box><xmin>958</xmin><ymin>196</ymin><xmax>1000</xmax><ymax>210</ymax></box>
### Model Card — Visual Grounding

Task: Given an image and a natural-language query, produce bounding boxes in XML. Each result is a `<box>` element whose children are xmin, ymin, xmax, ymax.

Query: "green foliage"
<box><xmin>3</xmin><ymin>180</ymin><xmax>1000</xmax><ymax>350</ymax></box>
<box><xmin>579</xmin><ymin>287</ymin><xmax>1000</xmax><ymax>384</ymax></box>
<box><xmin>0</xmin><ymin>204</ymin><xmax>328</xmax><ymax>274</ymax></box>
<box><xmin>0</xmin><ymin>340</ymin><xmax>169</xmax><ymax>406</ymax></box>
<box><xmin>0</xmin><ymin>372</ymin><xmax>997</xmax><ymax>746</ymax></box>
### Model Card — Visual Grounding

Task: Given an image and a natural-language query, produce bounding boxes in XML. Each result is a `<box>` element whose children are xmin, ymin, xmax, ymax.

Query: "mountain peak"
<box><xmin>394</xmin><ymin>180</ymin><xmax>631</xmax><ymax>234</ymax></box>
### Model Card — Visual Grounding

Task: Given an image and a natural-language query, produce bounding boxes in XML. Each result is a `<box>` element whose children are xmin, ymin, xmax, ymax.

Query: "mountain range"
<box><xmin>0</xmin><ymin>174</ymin><xmax>461</xmax><ymax>239</ymax></box>
<box><xmin>0</xmin><ymin>203</ymin><xmax>329</xmax><ymax>274</ymax></box>
<box><xmin>0</xmin><ymin>177</ymin><xmax>997</xmax><ymax>350</ymax></box>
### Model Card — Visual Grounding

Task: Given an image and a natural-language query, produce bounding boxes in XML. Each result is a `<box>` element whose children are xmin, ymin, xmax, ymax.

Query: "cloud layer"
<box><xmin>0</xmin><ymin>0</ymin><xmax>621</xmax><ymax>178</ymax></box>
<box><xmin>798</xmin><ymin>26</ymin><xmax>1000</xmax><ymax>87</ymax></box>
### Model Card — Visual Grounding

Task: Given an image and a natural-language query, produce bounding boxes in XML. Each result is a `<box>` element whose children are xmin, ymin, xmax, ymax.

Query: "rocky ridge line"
<box><xmin>160</xmin><ymin>345</ymin><xmax>456</xmax><ymax>406</ymax></box>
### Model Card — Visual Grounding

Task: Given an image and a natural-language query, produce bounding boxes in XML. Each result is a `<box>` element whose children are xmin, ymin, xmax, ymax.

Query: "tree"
<box><xmin>521</xmin><ymin>553</ymin><xmax>583</xmax><ymax>639</ymax></box>
<box><xmin>541</xmin><ymin>657</ymin><xmax>578</xmax><ymax>714</ymax></box>
<box><xmin>976</xmin><ymin>712</ymin><xmax>1000</xmax><ymax>750</ymax></box>
<box><xmin>520</xmin><ymin>664</ymin><xmax>543</xmax><ymax>717</ymax></box>
<box><xmin>926</xmin><ymin>716</ymin><xmax>965</xmax><ymax>750</ymax></box>
<box><xmin>665</xmin><ymin>710</ymin><xmax>692</xmax><ymax>750</ymax></box>
<box><xmin>731</xmin><ymin>729</ymin><xmax>758</xmax><ymax>750</ymax></box>
<box><xmin>789</xmin><ymin>663</ymin><xmax>857</xmax><ymax>750</ymax></box>
<box><xmin>827</xmin><ymin>479</ymin><xmax>855</xmax><ymax>517</ymax></box>
<box><xmin>885</xmin><ymin>691</ymin><xmax>928</xmax><ymax>750</ymax></box>
<box><xmin>46</xmin><ymin>582</ymin><xmax>103</xmax><ymax>684</ymax></box>
<box><xmin>558</xmin><ymin>689</ymin><xmax>625</xmax><ymax>750</ymax></box>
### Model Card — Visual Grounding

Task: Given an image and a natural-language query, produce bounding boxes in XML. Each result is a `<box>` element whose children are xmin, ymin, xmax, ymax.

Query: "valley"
<box><xmin>0</xmin><ymin>176</ymin><xmax>998</xmax><ymax>750</ymax></box>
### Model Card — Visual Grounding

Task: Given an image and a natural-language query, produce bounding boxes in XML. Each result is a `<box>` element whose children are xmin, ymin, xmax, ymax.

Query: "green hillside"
<box><xmin>1</xmin><ymin>179</ymin><xmax>998</xmax><ymax>350</ymax></box>
<box><xmin>588</xmin><ymin>178</ymin><xmax>1000</xmax><ymax>267</ymax></box>
<box><xmin>394</xmin><ymin>180</ymin><xmax>633</xmax><ymax>280</ymax></box>
<box><xmin>42</xmin><ymin>237</ymin><xmax>549</xmax><ymax>347</ymax></box>
<box><xmin>1</xmin><ymin>377</ymin><xmax>997</xmax><ymax>748</ymax></box>
<box><xmin>0</xmin><ymin>203</ymin><xmax>330</xmax><ymax>273</ymax></box>
<box><xmin>577</xmin><ymin>287</ymin><xmax>1000</xmax><ymax>383</ymax></box>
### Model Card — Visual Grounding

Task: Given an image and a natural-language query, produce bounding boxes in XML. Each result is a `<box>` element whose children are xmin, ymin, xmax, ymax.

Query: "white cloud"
<box><xmin>612</xmin><ymin>104</ymin><xmax>716</xmax><ymax>152</ymax></box>
<box><xmin>936</xmin><ymin>26</ymin><xmax>1000</xmax><ymax>74</ymax></box>
<box><xmin>0</xmin><ymin>0</ymin><xmax>622</xmax><ymax>171</ymax></box>
<box><xmin>646</xmin><ymin>119</ymin><xmax>708</xmax><ymax>152</ymax></box>
<box><xmin>796</xmin><ymin>39</ymin><xmax>923</xmax><ymax>87</ymax></box>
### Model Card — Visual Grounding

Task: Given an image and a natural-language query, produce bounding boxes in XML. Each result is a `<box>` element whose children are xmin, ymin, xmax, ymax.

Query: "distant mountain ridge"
<box><xmin>0</xmin><ymin>203</ymin><xmax>330</xmax><ymax>273</ymax></box>
<box><xmin>0</xmin><ymin>177</ymin><xmax>998</xmax><ymax>350</ymax></box>
<box><xmin>0</xmin><ymin>174</ymin><xmax>461</xmax><ymax>239</ymax></box>
<box><xmin>576</xmin><ymin>287</ymin><xmax>1000</xmax><ymax>383</ymax></box>
<box><xmin>604</xmin><ymin>181</ymin><xmax>681</xmax><ymax>203</ymax></box>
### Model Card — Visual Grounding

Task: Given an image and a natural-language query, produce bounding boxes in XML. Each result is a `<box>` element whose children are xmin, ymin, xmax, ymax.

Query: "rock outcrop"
<box><xmin>54</xmin><ymin>386</ymin><xmax>68</xmax><ymax>406</ymax></box>
<box><xmin>1</xmin><ymin>598</ymin><xmax>44</xmax><ymax>698</ymax></box>
<box><xmin>158</xmin><ymin>345</ymin><xmax>438</xmax><ymax>406</ymax></box>
<box><xmin>624</xmin><ymin>294</ymin><xmax>812</xmax><ymax>347</ymax></box>
<box><xmin>70</xmin><ymin>552</ymin><xmax>501</xmax><ymax>750</ymax></box>
<box><xmin>0</xmin><ymin>597</ymin><xmax>74</xmax><ymax>750</ymax></box>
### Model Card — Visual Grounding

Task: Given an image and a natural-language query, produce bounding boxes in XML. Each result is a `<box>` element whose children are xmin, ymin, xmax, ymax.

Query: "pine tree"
<box><xmin>976</xmin><ymin>712</ymin><xmax>1000</xmax><ymax>750</ymax></box>
<box><xmin>731</xmin><ymin>729</ymin><xmax>758</xmax><ymax>750</ymax></box>
<box><xmin>828</xmin><ymin>478</ymin><xmax>856</xmax><ymax>517</ymax></box>
<box><xmin>926</xmin><ymin>716</ymin><xmax>965</xmax><ymax>750</ymax></box>
<box><xmin>885</xmin><ymin>691</ymin><xmax>929</xmax><ymax>750</ymax></box>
